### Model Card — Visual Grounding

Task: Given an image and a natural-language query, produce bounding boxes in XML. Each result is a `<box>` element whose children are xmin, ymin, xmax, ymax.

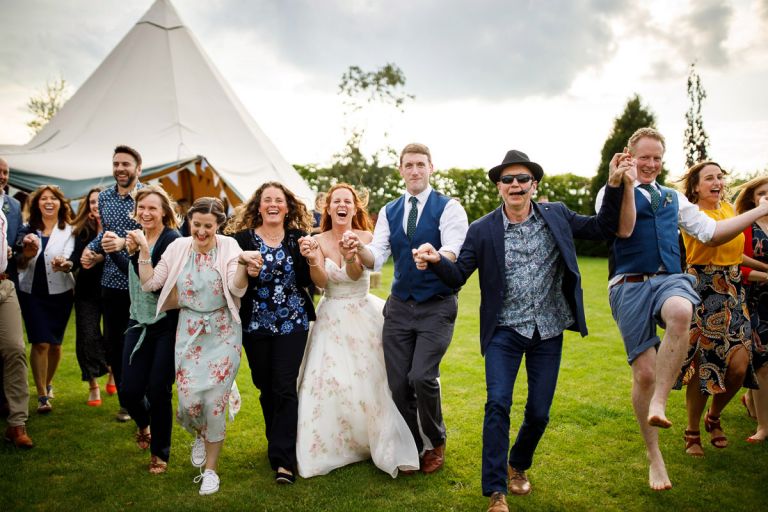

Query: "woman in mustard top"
<box><xmin>676</xmin><ymin>161</ymin><xmax>756</xmax><ymax>456</ymax></box>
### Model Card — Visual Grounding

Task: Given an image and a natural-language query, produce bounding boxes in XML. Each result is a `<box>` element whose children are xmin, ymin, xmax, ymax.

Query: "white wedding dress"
<box><xmin>296</xmin><ymin>260</ymin><xmax>419</xmax><ymax>478</ymax></box>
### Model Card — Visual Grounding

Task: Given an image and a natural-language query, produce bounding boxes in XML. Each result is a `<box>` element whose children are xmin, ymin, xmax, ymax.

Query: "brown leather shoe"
<box><xmin>487</xmin><ymin>492</ymin><xmax>509</xmax><ymax>512</ymax></box>
<box><xmin>5</xmin><ymin>425</ymin><xmax>34</xmax><ymax>449</ymax></box>
<box><xmin>507</xmin><ymin>466</ymin><xmax>531</xmax><ymax>495</ymax></box>
<box><xmin>421</xmin><ymin>443</ymin><xmax>445</xmax><ymax>474</ymax></box>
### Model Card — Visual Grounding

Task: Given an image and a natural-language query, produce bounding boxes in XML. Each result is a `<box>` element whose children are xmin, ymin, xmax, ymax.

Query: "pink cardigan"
<box><xmin>142</xmin><ymin>235</ymin><xmax>247</xmax><ymax>322</ymax></box>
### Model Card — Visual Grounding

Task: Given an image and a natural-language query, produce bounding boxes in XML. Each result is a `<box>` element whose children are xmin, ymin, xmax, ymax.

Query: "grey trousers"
<box><xmin>0</xmin><ymin>280</ymin><xmax>29</xmax><ymax>427</ymax></box>
<box><xmin>382</xmin><ymin>294</ymin><xmax>458</xmax><ymax>452</ymax></box>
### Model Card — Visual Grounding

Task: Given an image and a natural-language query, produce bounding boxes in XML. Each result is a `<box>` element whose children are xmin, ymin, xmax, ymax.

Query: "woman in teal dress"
<box><xmin>136</xmin><ymin>197</ymin><xmax>262</xmax><ymax>496</ymax></box>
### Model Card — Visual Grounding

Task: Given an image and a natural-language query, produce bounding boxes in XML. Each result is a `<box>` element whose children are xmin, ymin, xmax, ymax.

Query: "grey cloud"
<box><xmin>186</xmin><ymin>0</ymin><xmax>633</xmax><ymax>100</ymax></box>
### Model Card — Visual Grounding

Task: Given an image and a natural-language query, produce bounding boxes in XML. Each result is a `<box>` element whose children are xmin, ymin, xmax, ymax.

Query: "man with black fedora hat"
<box><xmin>414</xmin><ymin>149</ymin><xmax>635</xmax><ymax>511</ymax></box>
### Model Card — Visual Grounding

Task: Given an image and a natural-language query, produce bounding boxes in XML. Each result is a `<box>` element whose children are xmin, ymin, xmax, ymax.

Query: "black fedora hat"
<box><xmin>487</xmin><ymin>150</ymin><xmax>544</xmax><ymax>183</ymax></box>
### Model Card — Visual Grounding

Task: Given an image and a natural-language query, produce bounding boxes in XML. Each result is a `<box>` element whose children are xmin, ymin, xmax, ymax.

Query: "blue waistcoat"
<box><xmin>612</xmin><ymin>185</ymin><xmax>681</xmax><ymax>276</ymax></box>
<box><xmin>387</xmin><ymin>191</ymin><xmax>454</xmax><ymax>302</ymax></box>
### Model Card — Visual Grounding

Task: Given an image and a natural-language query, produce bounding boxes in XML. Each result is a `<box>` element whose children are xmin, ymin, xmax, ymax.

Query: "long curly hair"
<box><xmin>26</xmin><ymin>185</ymin><xmax>73</xmax><ymax>232</ymax></box>
<box><xmin>319</xmin><ymin>183</ymin><xmax>374</xmax><ymax>232</ymax></box>
<box><xmin>225</xmin><ymin>182</ymin><xmax>312</xmax><ymax>234</ymax></box>
<box><xmin>72</xmin><ymin>187</ymin><xmax>101</xmax><ymax>238</ymax></box>
<box><xmin>734</xmin><ymin>175</ymin><xmax>768</xmax><ymax>215</ymax></box>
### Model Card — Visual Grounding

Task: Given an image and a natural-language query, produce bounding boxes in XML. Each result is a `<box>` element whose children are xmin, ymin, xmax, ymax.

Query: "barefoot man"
<box><xmin>595</xmin><ymin>127</ymin><xmax>768</xmax><ymax>490</ymax></box>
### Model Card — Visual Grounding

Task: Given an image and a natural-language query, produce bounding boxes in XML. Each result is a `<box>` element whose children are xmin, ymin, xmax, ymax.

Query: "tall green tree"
<box><xmin>684</xmin><ymin>62</ymin><xmax>710</xmax><ymax>168</ymax></box>
<box><xmin>26</xmin><ymin>77</ymin><xmax>69</xmax><ymax>134</ymax></box>
<box><xmin>589</xmin><ymin>94</ymin><xmax>665</xmax><ymax>206</ymax></box>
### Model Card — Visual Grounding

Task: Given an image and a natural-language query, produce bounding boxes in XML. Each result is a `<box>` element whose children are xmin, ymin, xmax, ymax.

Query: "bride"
<box><xmin>296</xmin><ymin>184</ymin><xmax>419</xmax><ymax>478</ymax></box>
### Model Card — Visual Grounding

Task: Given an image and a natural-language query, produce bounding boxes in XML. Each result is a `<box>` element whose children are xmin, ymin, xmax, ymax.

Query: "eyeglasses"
<box><xmin>499</xmin><ymin>174</ymin><xmax>533</xmax><ymax>184</ymax></box>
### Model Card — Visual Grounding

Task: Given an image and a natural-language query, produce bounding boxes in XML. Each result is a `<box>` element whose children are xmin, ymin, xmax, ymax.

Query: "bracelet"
<box><xmin>237</xmin><ymin>259</ymin><xmax>247</xmax><ymax>266</ymax></box>
<box><xmin>138</xmin><ymin>258</ymin><xmax>152</xmax><ymax>265</ymax></box>
<box><xmin>307</xmin><ymin>261</ymin><xmax>319</xmax><ymax>267</ymax></box>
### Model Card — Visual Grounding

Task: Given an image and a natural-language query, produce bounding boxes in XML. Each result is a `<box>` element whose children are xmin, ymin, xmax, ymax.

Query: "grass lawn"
<box><xmin>1</xmin><ymin>257</ymin><xmax>764</xmax><ymax>511</ymax></box>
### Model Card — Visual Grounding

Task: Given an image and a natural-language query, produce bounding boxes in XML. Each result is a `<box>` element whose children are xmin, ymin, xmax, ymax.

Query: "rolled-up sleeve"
<box><xmin>677</xmin><ymin>191</ymin><xmax>716</xmax><ymax>243</ymax></box>
<box><xmin>438</xmin><ymin>199</ymin><xmax>468</xmax><ymax>257</ymax></box>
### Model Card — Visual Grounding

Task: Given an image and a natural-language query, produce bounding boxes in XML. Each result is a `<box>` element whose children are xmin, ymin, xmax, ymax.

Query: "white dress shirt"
<box><xmin>595</xmin><ymin>181</ymin><xmax>716</xmax><ymax>242</ymax></box>
<box><xmin>367</xmin><ymin>186</ymin><xmax>469</xmax><ymax>271</ymax></box>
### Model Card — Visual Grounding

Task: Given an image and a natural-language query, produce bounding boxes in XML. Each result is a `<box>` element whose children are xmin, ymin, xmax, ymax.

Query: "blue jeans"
<box><xmin>482</xmin><ymin>327</ymin><xmax>563</xmax><ymax>496</ymax></box>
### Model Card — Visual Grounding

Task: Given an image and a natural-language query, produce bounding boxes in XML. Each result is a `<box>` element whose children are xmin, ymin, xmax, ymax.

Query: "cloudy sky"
<box><xmin>1</xmin><ymin>0</ymin><xmax>767</xmax><ymax>180</ymax></box>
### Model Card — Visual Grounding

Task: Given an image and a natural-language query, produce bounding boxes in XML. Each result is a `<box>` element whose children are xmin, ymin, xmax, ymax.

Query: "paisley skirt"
<box><xmin>676</xmin><ymin>264</ymin><xmax>757</xmax><ymax>394</ymax></box>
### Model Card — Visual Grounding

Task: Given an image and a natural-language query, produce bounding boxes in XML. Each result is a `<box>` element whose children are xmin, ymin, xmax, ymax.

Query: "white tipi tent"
<box><xmin>0</xmin><ymin>0</ymin><xmax>313</xmax><ymax>207</ymax></box>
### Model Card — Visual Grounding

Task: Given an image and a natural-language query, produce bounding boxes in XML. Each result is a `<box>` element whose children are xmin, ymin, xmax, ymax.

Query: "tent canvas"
<box><xmin>0</xmin><ymin>0</ymin><xmax>313</xmax><ymax>206</ymax></box>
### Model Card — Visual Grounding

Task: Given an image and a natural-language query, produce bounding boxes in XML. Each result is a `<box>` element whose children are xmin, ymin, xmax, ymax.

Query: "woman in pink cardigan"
<box><xmin>133</xmin><ymin>197</ymin><xmax>261</xmax><ymax>496</ymax></box>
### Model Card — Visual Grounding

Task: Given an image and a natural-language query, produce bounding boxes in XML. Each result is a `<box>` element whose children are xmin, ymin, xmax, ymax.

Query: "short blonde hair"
<box><xmin>628</xmin><ymin>127</ymin><xmax>666</xmax><ymax>154</ymax></box>
<box><xmin>133</xmin><ymin>185</ymin><xmax>180</xmax><ymax>230</ymax></box>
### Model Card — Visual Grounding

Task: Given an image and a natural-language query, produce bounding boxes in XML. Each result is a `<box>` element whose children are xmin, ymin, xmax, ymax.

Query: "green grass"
<box><xmin>2</xmin><ymin>258</ymin><xmax>764</xmax><ymax>511</ymax></box>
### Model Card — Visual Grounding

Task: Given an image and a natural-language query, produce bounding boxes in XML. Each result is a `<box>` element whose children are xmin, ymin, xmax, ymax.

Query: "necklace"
<box><xmin>257</xmin><ymin>229</ymin><xmax>284</xmax><ymax>243</ymax></box>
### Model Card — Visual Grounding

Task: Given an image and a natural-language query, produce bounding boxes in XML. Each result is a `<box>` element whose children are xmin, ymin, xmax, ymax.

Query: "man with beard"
<box><xmin>82</xmin><ymin>145</ymin><xmax>143</xmax><ymax>422</ymax></box>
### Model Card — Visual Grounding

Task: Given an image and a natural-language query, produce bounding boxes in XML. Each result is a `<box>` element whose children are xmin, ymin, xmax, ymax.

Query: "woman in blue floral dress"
<box><xmin>228</xmin><ymin>182</ymin><xmax>315</xmax><ymax>485</ymax></box>
<box><xmin>137</xmin><ymin>197</ymin><xmax>261</xmax><ymax>495</ymax></box>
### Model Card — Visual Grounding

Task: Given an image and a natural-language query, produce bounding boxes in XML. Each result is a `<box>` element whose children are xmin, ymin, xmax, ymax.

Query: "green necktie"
<box><xmin>639</xmin><ymin>184</ymin><xmax>661</xmax><ymax>212</ymax></box>
<box><xmin>406</xmin><ymin>196</ymin><xmax>418</xmax><ymax>239</ymax></box>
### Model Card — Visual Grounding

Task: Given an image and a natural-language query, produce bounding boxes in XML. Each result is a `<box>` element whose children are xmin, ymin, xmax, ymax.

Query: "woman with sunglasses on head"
<box><xmin>675</xmin><ymin>161</ymin><xmax>756</xmax><ymax>456</ymax></box>
<box><xmin>734</xmin><ymin>176</ymin><xmax>768</xmax><ymax>443</ymax></box>
<box><xmin>15</xmin><ymin>185</ymin><xmax>75</xmax><ymax>413</ymax></box>
<box><xmin>135</xmin><ymin>197</ymin><xmax>259</xmax><ymax>494</ymax></box>
<box><xmin>226</xmin><ymin>182</ymin><xmax>315</xmax><ymax>485</ymax></box>
<box><xmin>295</xmin><ymin>183</ymin><xmax>419</xmax><ymax>478</ymax></box>
<box><xmin>69</xmin><ymin>187</ymin><xmax>112</xmax><ymax>407</ymax></box>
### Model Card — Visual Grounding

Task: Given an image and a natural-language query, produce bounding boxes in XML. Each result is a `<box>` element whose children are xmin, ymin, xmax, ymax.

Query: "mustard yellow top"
<box><xmin>683</xmin><ymin>202</ymin><xmax>743</xmax><ymax>266</ymax></box>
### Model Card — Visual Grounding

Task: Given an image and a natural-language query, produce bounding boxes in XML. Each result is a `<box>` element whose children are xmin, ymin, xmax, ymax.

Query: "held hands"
<box><xmin>81</xmin><ymin>248</ymin><xmax>96</xmax><ymax>269</ymax></box>
<box><xmin>339</xmin><ymin>231</ymin><xmax>359</xmax><ymax>262</ymax></box>
<box><xmin>411</xmin><ymin>243</ymin><xmax>441</xmax><ymax>270</ymax></box>
<box><xmin>126</xmin><ymin>230</ymin><xmax>148</xmax><ymax>253</ymax></box>
<box><xmin>51</xmin><ymin>255</ymin><xmax>73</xmax><ymax>273</ymax></box>
<box><xmin>238</xmin><ymin>250</ymin><xmax>263</xmax><ymax>277</ymax></box>
<box><xmin>101</xmin><ymin>231</ymin><xmax>126</xmax><ymax>253</ymax></box>
<box><xmin>608</xmin><ymin>147</ymin><xmax>637</xmax><ymax>187</ymax></box>
<box><xmin>22</xmin><ymin>233</ymin><xmax>40</xmax><ymax>258</ymax></box>
<box><xmin>298</xmin><ymin>235</ymin><xmax>322</xmax><ymax>266</ymax></box>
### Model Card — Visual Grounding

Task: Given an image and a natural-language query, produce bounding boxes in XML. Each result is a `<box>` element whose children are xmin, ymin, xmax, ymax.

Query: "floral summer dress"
<box><xmin>295</xmin><ymin>260</ymin><xmax>419</xmax><ymax>478</ymax></box>
<box><xmin>175</xmin><ymin>248</ymin><xmax>242</xmax><ymax>442</ymax></box>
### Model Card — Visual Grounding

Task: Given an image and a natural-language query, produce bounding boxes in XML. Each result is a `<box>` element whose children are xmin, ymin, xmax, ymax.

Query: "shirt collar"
<box><xmin>634</xmin><ymin>180</ymin><xmax>659</xmax><ymax>190</ymax></box>
<box><xmin>502</xmin><ymin>203</ymin><xmax>537</xmax><ymax>229</ymax></box>
<box><xmin>405</xmin><ymin>185</ymin><xmax>432</xmax><ymax>205</ymax></box>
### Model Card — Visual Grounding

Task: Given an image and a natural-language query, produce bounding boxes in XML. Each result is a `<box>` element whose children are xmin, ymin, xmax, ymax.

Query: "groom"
<box><xmin>356</xmin><ymin>143</ymin><xmax>468</xmax><ymax>473</ymax></box>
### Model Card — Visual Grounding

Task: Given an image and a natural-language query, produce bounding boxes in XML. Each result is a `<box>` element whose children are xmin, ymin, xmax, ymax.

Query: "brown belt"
<box><xmin>615</xmin><ymin>273</ymin><xmax>664</xmax><ymax>285</ymax></box>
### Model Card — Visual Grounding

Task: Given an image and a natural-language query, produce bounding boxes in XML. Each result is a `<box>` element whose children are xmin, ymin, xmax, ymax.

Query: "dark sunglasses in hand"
<box><xmin>499</xmin><ymin>174</ymin><xmax>534</xmax><ymax>184</ymax></box>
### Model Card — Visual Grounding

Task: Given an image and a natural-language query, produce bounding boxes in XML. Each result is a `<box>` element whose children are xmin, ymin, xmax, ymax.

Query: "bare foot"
<box><xmin>746</xmin><ymin>429</ymin><xmax>766</xmax><ymax>444</ymax></box>
<box><xmin>648</xmin><ymin>414</ymin><xmax>672</xmax><ymax>429</ymax></box>
<box><xmin>648</xmin><ymin>460</ymin><xmax>672</xmax><ymax>491</ymax></box>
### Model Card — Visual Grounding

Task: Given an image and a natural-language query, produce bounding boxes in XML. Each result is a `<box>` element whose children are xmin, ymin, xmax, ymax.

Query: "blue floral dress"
<box><xmin>175</xmin><ymin>248</ymin><xmax>242</xmax><ymax>442</ymax></box>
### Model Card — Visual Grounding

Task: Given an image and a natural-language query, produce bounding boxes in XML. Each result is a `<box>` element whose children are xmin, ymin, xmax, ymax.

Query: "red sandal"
<box><xmin>704</xmin><ymin>412</ymin><xmax>728</xmax><ymax>448</ymax></box>
<box><xmin>684</xmin><ymin>430</ymin><xmax>704</xmax><ymax>457</ymax></box>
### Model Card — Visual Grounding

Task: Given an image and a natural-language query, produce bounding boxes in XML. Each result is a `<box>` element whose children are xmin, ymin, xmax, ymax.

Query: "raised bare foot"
<box><xmin>648</xmin><ymin>460</ymin><xmax>672</xmax><ymax>491</ymax></box>
<box><xmin>648</xmin><ymin>414</ymin><xmax>672</xmax><ymax>429</ymax></box>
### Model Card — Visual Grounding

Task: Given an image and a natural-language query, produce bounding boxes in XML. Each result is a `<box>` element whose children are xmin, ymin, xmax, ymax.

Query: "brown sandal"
<box><xmin>148</xmin><ymin>455</ymin><xmax>167</xmax><ymax>474</ymax></box>
<box><xmin>704</xmin><ymin>412</ymin><xmax>728</xmax><ymax>448</ymax></box>
<box><xmin>136</xmin><ymin>429</ymin><xmax>151</xmax><ymax>451</ymax></box>
<box><xmin>684</xmin><ymin>430</ymin><xmax>704</xmax><ymax>457</ymax></box>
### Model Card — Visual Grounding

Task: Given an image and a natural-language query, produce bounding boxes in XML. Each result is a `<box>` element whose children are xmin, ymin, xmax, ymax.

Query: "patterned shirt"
<box><xmin>247</xmin><ymin>233</ymin><xmax>309</xmax><ymax>335</ymax></box>
<box><xmin>87</xmin><ymin>184</ymin><xmax>143</xmax><ymax>290</ymax></box>
<box><xmin>497</xmin><ymin>208</ymin><xmax>574</xmax><ymax>339</ymax></box>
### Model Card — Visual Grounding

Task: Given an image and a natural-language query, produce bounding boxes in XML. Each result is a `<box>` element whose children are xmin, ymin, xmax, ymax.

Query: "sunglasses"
<box><xmin>499</xmin><ymin>174</ymin><xmax>533</xmax><ymax>184</ymax></box>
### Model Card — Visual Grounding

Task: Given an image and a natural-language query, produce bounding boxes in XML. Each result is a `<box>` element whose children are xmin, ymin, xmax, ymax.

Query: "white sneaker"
<box><xmin>190</xmin><ymin>436</ymin><xmax>206</xmax><ymax>468</ymax></box>
<box><xmin>194</xmin><ymin>469</ymin><xmax>220</xmax><ymax>496</ymax></box>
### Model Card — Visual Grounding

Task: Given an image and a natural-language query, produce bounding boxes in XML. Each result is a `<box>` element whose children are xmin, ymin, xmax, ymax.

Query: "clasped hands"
<box><xmin>411</xmin><ymin>243</ymin><xmax>441</xmax><ymax>270</ymax></box>
<box><xmin>299</xmin><ymin>231</ymin><xmax>360</xmax><ymax>266</ymax></box>
<box><xmin>238</xmin><ymin>251</ymin><xmax>263</xmax><ymax>277</ymax></box>
<box><xmin>608</xmin><ymin>147</ymin><xmax>638</xmax><ymax>187</ymax></box>
<box><xmin>21</xmin><ymin>233</ymin><xmax>72</xmax><ymax>272</ymax></box>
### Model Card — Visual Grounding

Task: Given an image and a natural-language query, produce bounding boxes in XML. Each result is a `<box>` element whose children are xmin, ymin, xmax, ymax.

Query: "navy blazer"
<box><xmin>431</xmin><ymin>184</ymin><xmax>623</xmax><ymax>355</ymax></box>
<box><xmin>3</xmin><ymin>194</ymin><xmax>22</xmax><ymax>246</ymax></box>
